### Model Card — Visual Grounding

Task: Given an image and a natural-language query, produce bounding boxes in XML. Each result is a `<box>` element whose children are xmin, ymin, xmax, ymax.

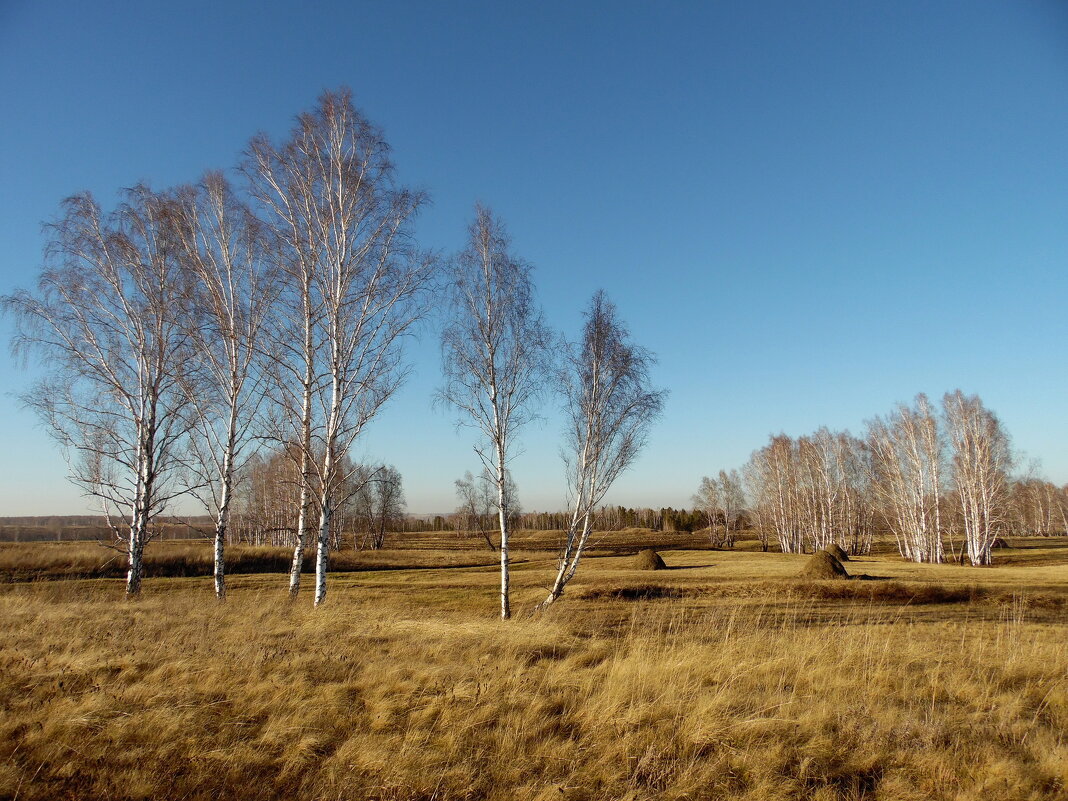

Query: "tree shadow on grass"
<box><xmin>662</xmin><ymin>564</ymin><xmax>717</xmax><ymax>571</ymax></box>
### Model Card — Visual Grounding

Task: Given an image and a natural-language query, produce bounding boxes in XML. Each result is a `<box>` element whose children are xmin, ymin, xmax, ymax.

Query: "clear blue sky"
<box><xmin>1</xmin><ymin>0</ymin><xmax>1066</xmax><ymax>515</ymax></box>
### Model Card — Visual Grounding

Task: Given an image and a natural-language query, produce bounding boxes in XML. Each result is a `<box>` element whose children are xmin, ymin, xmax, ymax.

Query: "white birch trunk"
<box><xmin>314</xmin><ymin>502</ymin><xmax>332</xmax><ymax>607</ymax></box>
<box><xmin>495</xmin><ymin>440</ymin><xmax>510</xmax><ymax>620</ymax></box>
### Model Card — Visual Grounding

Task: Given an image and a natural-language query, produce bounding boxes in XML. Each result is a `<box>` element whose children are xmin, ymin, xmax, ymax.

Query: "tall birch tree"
<box><xmin>174</xmin><ymin>173</ymin><xmax>275</xmax><ymax>599</ymax></box>
<box><xmin>4</xmin><ymin>187</ymin><xmax>192</xmax><ymax>596</ymax></box>
<box><xmin>942</xmin><ymin>390</ymin><xmax>1012</xmax><ymax>565</ymax></box>
<box><xmin>537</xmin><ymin>291</ymin><xmax>665</xmax><ymax>611</ymax></box>
<box><xmin>439</xmin><ymin>205</ymin><xmax>551</xmax><ymax>620</ymax></box>
<box><xmin>866</xmin><ymin>394</ymin><xmax>944</xmax><ymax>563</ymax></box>
<box><xmin>248</xmin><ymin>89</ymin><xmax>433</xmax><ymax>605</ymax></box>
<box><xmin>246</xmin><ymin>129</ymin><xmax>325</xmax><ymax>598</ymax></box>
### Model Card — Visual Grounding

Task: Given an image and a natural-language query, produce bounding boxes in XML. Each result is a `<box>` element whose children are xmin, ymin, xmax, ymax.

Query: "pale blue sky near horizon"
<box><xmin>1</xmin><ymin>0</ymin><xmax>1066</xmax><ymax>516</ymax></box>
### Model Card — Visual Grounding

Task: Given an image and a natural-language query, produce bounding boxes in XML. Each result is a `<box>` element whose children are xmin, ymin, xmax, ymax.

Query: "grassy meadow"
<box><xmin>0</xmin><ymin>530</ymin><xmax>1066</xmax><ymax>800</ymax></box>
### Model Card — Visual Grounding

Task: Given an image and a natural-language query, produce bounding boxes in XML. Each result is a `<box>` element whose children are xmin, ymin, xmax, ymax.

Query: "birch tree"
<box><xmin>942</xmin><ymin>390</ymin><xmax>1012</xmax><ymax>565</ymax></box>
<box><xmin>718</xmin><ymin>468</ymin><xmax>745</xmax><ymax>547</ymax></box>
<box><xmin>249</xmin><ymin>89</ymin><xmax>433</xmax><ymax>605</ymax></box>
<box><xmin>866</xmin><ymin>394</ymin><xmax>944</xmax><ymax>563</ymax></box>
<box><xmin>537</xmin><ymin>291</ymin><xmax>665</xmax><ymax>611</ymax></box>
<box><xmin>692</xmin><ymin>476</ymin><xmax>722</xmax><ymax>544</ymax></box>
<box><xmin>439</xmin><ymin>205</ymin><xmax>552</xmax><ymax>619</ymax></box>
<box><xmin>174</xmin><ymin>173</ymin><xmax>275</xmax><ymax>599</ymax></box>
<box><xmin>236</xmin><ymin>446</ymin><xmax>304</xmax><ymax>546</ymax></box>
<box><xmin>745</xmin><ymin>435</ymin><xmax>803</xmax><ymax>553</ymax></box>
<box><xmin>4</xmin><ymin>187</ymin><xmax>192</xmax><ymax>596</ymax></box>
<box><xmin>356</xmin><ymin>464</ymin><xmax>406</xmax><ymax>550</ymax></box>
<box><xmin>247</xmin><ymin>130</ymin><xmax>325</xmax><ymax>597</ymax></box>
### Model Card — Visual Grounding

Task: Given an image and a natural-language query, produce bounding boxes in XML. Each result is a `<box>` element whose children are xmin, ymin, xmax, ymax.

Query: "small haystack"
<box><xmin>799</xmin><ymin>550</ymin><xmax>849</xmax><ymax>580</ymax></box>
<box><xmin>633</xmin><ymin>549</ymin><xmax>667</xmax><ymax>571</ymax></box>
<box><xmin>826</xmin><ymin>543</ymin><xmax>850</xmax><ymax>561</ymax></box>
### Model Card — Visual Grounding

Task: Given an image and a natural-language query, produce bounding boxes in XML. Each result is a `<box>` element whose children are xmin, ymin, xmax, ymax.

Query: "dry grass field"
<box><xmin>1</xmin><ymin>531</ymin><xmax>1066</xmax><ymax>800</ymax></box>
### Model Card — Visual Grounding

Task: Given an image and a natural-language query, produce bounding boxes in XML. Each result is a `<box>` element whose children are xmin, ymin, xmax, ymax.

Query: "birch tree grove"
<box><xmin>743</xmin><ymin>431</ymin><xmax>874</xmax><ymax>555</ymax></box>
<box><xmin>537</xmin><ymin>291</ymin><xmax>665</xmax><ymax>611</ymax></box>
<box><xmin>248</xmin><ymin>89</ymin><xmax>434</xmax><ymax>606</ymax></box>
<box><xmin>3</xmin><ymin>187</ymin><xmax>192</xmax><ymax>596</ymax></box>
<box><xmin>1008</xmin><ymin>478</ymin><xmax>1067</xmax><ymax>537</ymax></box>
<box><xmin>175</xmin><ymin>173</ymin><xmax>275</xmax><ymax>599</ymax></box>
<box><xmin>440</xmin><ymin>205</ymin><xmax>552</xmax><ymax>620</ymax></box>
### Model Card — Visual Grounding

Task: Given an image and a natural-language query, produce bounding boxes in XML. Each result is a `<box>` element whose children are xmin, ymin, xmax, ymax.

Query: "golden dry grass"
<box><xmin>1</xmin><ymin>535</ymin><xmax>1067</xmax><ymax>800</ymax></box>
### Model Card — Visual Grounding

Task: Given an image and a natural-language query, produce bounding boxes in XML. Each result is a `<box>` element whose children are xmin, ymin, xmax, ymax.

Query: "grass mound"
<box><xmin>632</xmin><ymin>548</ymin><xmax>667</xmax><ymax>570</ymax></box>
<box><xmin>799</xmin><ymin>550</ymin><xmax>849</xmax><ymax>579</ymax></box>
<box><xmin>826</xmin><ymin>543</ymin><xmax>850</xmax><ymax>561</ymax></box>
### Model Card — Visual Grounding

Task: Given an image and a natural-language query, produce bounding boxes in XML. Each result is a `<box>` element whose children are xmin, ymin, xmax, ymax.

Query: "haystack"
<box><xmin>633</xmin><ymin>549</ymin><xmax>667</xmax><ymax>571</ymax></box>
<box><xmin>799</xmin><ymin>550</ymin><xmax>849</xmax><ymax>579</ymax></box>
<box><xmin>825</xmin><ymin>543</ymin><xmax>850</xmax><ymax>561</ymax></box>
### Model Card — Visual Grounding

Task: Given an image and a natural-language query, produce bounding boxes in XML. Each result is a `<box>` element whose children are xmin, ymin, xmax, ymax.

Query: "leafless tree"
<box><xmin>866</xmin><ymin>394</ymin><xmax>944</xmax><ymax>563</ymax></box>
<box><xmin>692</xmin><ymin>470</ymin><xmax>743</xmax><ymax>547</ymax></box>
<box><xmin>246</xmin><ymin>119</ymin><xmax>325</xmax><ymax>596</ymax></box>
<box><xmin>1008</xmin><ymin>477</ymin><xmax>1065</xmax><ymax>537</ymax></box>
<box><xmin>537</xmin><ymin>291</ymin><xmax>665</xmax><ymax>611</ymax></box>
<box><xmin>744</xmin><ymin>430</ymin><xmax>872</xmax><ymax>555</ymax></box>
<box><xmin>234</xmin><ymin>445</ymin><xmax>303</xmax><ymax>546</ymax></box>
<box><xmin>173</xmin><ymin>172</ymin><xmax>275</xmax><ymax>599</ymax></box>
<box><xmin>745</xmin><ymin>435</ymin><xmax>802</xmax><ymax>553</ymax></box>
<box><xmin>718</xmin><ymin>469</ymin><xmax>745</xmax><ymax>548</ymax></box>
<box><xmin>248</xmin><ymin>89</ymin><xmax>434</xmax><ymax>605</ymax></box>
<box><xmin>942</xmin><ymin>390</ymin><xmax>1012</xmax><ymax>565</ymax></box>
<box><xmin>439</xmin><ymin>205</ymin><xmax>552</xmax><ymax>619</ymax></box>
<box><xmin>3</xmin><ymin>187</ymin><xmax>192</xmax><ymax>596</ymax></box>
<box><xmin>453</xmin><ymin>467</ymin><xmax>518</xmax><ymax>552</ymax></box>
<box><xmin>356</xmin><ymin>464</ymin><xmax>406</xmax><ymax>550</ymax></box>
<box><xmin>692</xmin><ymin>475</ymin><xmax>722</xmax><ymax>544</ymax></box>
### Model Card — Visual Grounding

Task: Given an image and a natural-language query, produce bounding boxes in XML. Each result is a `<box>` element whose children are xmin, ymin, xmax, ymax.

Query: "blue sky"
<box><xmin>1</xmin><ymin>0</ymin><xmax>1066</xmax><ymax>515</ymax></box>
